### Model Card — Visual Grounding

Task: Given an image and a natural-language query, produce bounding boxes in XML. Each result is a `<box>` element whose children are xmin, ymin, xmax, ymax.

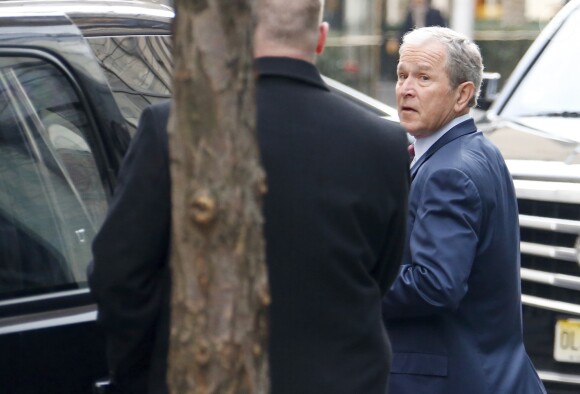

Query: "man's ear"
<box><xmin>316</xmin><ymin>22</ymin><xmax>329</xmax><ymax>55</ymax></box>
<box><xmin>455</xmin><ymin>81</ymin><xmax>475</xmax><ymax>112</ymax></box>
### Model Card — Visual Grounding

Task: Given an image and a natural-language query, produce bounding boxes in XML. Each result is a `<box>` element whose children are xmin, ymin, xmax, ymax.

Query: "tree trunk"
<box><xmin>167</xmin><ymin>1</ymin><xmax>269</xmax><ymax>393</ymax></box>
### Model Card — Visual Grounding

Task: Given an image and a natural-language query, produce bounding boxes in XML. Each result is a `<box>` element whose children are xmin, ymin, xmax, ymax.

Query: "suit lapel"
<box><xmin>411</xmin><ymin>119</ymin><xmax>478</xmax><ymax>180</ymax></box>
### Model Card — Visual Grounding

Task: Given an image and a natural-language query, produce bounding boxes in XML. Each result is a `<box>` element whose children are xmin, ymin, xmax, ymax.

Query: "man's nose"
<box><xmin>398</xmin><ymin>78</ymin><xmax>416</xmax><ymax>97</ymax></box>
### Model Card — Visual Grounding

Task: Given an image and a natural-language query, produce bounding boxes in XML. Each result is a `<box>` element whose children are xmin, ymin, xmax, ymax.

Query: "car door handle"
<box><xmin>93</xmin><ymin>379</ymin><xmax>112</xmax><ymax>394</ymax></box>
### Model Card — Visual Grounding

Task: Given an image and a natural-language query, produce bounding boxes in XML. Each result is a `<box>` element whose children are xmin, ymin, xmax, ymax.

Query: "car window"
<box><xmin>501</xmin><ymin>7</ymin><xmax>580</xmax><ymax>117</ymax></box>
<box><xmin>0</xmin><ymin>56</ymin><xmax>107</xmax><ymax>300</ymax></box>
<box><xmin>87</xmin><ymin>35</ymin><xmax>173</xmax><ymax>134</ymax></box>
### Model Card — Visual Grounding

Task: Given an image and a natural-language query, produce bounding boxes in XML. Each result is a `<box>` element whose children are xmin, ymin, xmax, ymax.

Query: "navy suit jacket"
<box><xmin>382</xmin><ymin>119</ymin><xmax>546</xmax><ymax>394</ymax></box>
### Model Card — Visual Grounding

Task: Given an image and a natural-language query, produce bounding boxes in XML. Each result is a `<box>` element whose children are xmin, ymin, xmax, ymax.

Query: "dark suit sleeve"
<box><xmin>88</xmin><ymin>105</ymin><xmax>171</xmax><ymax>391</ymax></box>
<box><xmin>383</xmin><ymin>167</ymin><xmax>481</xmax><ymax>318</ymax></box>
<box><xmin>372</xmin><ymin>127</ymin><xmax>410</xmax><ymax>295</ymax></box>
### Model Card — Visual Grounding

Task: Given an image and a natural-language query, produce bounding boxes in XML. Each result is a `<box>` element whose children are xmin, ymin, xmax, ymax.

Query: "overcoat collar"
<box><xmin>410</xmin><ymin>118</ymin><xmax>478</xmax><ymax>180</ymax></box>
<box><xmin>256</xmin><ymin>56</ymin><xmax>330</xmax><ymax>92</ymax></box>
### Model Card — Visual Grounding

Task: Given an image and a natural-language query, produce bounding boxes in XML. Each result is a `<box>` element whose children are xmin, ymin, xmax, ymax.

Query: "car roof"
<box><xmin>0</xmin><ymin>0</ymin><xmax>172</xmax><ymax>14</ymax></box>
<box><xmin>0</xmin><ymin>0</ymin><xmax>171</xmax><ymax>12</ymax></box>
<box><xmin>0</xmin><ymin>0</ymin><xmax>174</xmax><ymax>36</ymax></box>
<box><xmin>0</xmin><ymin>0</ymin><xmax>397</xmax><ymax>120</ymax></box>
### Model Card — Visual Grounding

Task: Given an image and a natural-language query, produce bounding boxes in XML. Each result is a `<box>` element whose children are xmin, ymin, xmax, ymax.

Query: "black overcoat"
<box><xmin>89</xmin><ymin>57</ymin><xmax>410</xmax><ymax>394</ymax></box>
<box><xmin>257</xmin><ymin>57</ymin><xmax>409</xmax><ymax>394</ymax></box>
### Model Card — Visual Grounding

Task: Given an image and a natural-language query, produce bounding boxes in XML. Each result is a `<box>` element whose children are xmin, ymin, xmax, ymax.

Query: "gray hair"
<box><xmin>256</xmin><ymin>0</ymin><xmax>324</xmax><ymax>52</ymax></box>
<box><xmin>401</xmin><ymin>26</ymin><xmax>484</xmax><ymax>107</ymax></box>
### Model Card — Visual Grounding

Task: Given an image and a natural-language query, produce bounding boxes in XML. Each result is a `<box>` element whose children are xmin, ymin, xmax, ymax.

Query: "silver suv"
<box><xmin>479</xmin><ymin>1</ymin><xmax>580</xmax><ymax>392</ymax></box>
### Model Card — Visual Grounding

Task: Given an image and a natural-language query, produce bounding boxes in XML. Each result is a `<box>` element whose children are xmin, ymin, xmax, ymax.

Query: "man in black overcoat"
<box><xmin>255</xmin><ymin>1</ymin><xmax>409</xmax><ymax>393</ymax></box>
<box><xmin>88</xmin><ymin>101</ymin><xmax>172</xmax><ymax>394</ymax></box>
<box><xmin>88</xmin><ymin>0</ymin><xmax>410</xmax><ymax>393</ymax></box>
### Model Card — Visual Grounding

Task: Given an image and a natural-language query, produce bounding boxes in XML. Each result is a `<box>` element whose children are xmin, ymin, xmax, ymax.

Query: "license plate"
<box><xmin>554</xmin><ymin>319</ymin><xmax>580</xmax><ymax>363</ymax></box>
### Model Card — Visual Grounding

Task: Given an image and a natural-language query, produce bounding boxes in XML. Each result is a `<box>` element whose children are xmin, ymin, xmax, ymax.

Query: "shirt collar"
<box><xmin>412</xmin><ymin>113</ymin><xmax>472</xmax><ymax>163</ymax></box>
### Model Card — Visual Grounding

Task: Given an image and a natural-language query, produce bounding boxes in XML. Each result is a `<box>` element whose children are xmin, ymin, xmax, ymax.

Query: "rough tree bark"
<box><xmin>167</xmin><ymin>1</ymin><xmax>269</xmax><ymax>393</ymax></box>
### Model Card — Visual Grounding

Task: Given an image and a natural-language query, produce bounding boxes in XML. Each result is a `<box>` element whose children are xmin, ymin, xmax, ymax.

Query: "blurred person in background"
<box><xmin>385</xmin><ymin>0</ymin><xmax>447</xmax><ymax>70</ymax></box>
<box><xmin>400</xmin><ymin>0</ymin><xmax>447</xmax><ymax>39</ymax></box>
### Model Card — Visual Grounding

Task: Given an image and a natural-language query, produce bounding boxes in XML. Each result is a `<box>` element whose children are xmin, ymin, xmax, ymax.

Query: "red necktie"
<box><xmin>408</xmin><ymin>144</ymin><xmax>415</xmax><ymax>160</ymax></box>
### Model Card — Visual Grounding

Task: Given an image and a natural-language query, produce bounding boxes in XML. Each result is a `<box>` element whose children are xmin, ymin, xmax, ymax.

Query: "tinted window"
<box><xmin>0</xmin><ymin>57</ymin><xmax>107</xmax><ymax>300</ymax></box>
<box><xmin>88</xmin><ymin>36</ymin><xmax>172</xmax><ymax>133</ymax></box>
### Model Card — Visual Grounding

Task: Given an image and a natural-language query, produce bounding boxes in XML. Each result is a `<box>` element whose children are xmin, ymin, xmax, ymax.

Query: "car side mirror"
<box><xmin>477</xmin><ymin>72</ymin><xmax>501</xmax><ymax>111</ymax></box>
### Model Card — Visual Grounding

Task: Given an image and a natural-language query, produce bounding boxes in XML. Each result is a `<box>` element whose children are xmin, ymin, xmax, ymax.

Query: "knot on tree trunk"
<box><xmin>195</xmin><ymin>339</ymin><xmax>211</xmax><ymax>365</ymax></box>
<box><xmin>190</xmin><ymin>191</ymin><xmax>216</xmax><ymax>225</ymax></box>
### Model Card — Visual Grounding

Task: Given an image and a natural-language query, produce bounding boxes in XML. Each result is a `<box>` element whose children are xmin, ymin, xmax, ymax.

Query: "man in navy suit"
<box><xmin>89</xmin><ymin>0</ymin><xmax>410</xmax><ymax>392</ymax></box>
<box><xmin>382</xmin><ymin>26</ymin><xmax>547</xmax><ymax>394</ymax></box>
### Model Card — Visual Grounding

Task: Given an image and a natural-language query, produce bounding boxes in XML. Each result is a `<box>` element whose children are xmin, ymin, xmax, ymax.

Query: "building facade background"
<box><xmin>321</xmin><ymin>0</ymin><xmax>568</xmax><ymax>99</ymax></box>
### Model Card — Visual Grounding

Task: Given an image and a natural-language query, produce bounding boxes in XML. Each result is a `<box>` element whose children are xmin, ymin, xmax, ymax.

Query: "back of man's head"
<box><xmin>255</xmin><ymin>0</ymin><xmax>325</xmax><ymax>62</ymax></box>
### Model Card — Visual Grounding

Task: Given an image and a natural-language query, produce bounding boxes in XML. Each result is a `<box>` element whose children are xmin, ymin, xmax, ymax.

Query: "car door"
<box><xmin>0</xmin><ymin>15</ymin><xmax>123</xmax><ymax>394</ymax></box>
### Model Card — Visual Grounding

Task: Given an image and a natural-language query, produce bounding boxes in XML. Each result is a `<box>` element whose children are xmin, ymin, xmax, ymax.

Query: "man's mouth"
<box><xmin>400</xmin><ymin>106</ymin><xmax>417</xmax><ymax>113</ymax></box>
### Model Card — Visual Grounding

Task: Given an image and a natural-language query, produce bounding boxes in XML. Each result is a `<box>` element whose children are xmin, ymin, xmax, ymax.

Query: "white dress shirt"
<box><xmin>411</xmin><ymin>113</ymin><xmax>472</xmax><ymax>168</ymax></box>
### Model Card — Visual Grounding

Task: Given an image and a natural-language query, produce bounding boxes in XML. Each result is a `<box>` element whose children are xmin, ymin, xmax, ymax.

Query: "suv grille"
<box><xmin>517</xmin><ymin>197</ymin><xmax>580</xmax><ymax>387</ymax></box>
<box><xmin>518</xmin><ymin>199</ymin><xmax>580</xmax><ymax>315</ymax></box>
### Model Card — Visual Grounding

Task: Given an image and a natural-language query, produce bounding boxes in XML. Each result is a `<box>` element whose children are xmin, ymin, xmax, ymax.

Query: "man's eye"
<box><xmin>420</xmin><ymin>75</ymin><xmax>429</xmax><ymax>81</ymax></box>
<box><xmin>397</xmin><ymin>73</ymin><xmax>407</xmax><ymax>80</ymax></box>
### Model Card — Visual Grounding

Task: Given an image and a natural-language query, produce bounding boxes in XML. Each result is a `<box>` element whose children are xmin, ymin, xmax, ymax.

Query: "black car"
<box><xmin>479</xmin><ymin>1</ymin><xmax>580</xmax><ymax>393</ymax></box>
<box><xmin>0</xmin><ymin>1</ymin><xmax>398</xmax><ymax>393</ymax></box>
<box><xmin>0</xmin><ymin>2</ymin><xmax>175</xmax><ymax>392</ymax></box>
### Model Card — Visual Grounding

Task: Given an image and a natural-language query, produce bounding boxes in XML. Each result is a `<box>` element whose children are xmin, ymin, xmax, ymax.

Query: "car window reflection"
<box><xmin>88</xmin><ymin>35</ymin><xmax>172</xmax><ymax>134</ymax></box>
<box><xmin>0</xmin><ymin>57</ymin><xmax>107</xmax><ymax>300</ymax></box>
